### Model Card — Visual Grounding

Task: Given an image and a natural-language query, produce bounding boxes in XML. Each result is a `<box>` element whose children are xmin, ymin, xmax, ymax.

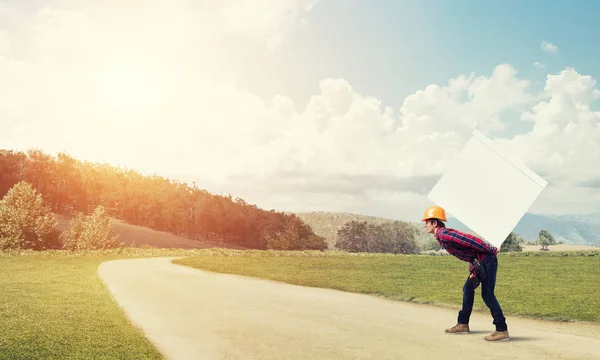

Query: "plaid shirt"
<box><xmin>436</xmin><ymin>227</ymin><xmax>498</xmax><ymax>263</ymax></box>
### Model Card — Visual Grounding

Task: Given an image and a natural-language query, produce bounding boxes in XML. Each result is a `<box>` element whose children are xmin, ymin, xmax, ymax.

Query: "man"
<box><xmin>422</xmin><ymin>205</ymin><xmax>509</xmax><ymax>342</ymax></box>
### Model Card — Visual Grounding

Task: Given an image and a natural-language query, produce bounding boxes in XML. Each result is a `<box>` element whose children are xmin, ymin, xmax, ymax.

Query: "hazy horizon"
<box><xmin>2</xmin><ymin>1</ymin><xmax>600</xmax><ymax>222</ymax></box>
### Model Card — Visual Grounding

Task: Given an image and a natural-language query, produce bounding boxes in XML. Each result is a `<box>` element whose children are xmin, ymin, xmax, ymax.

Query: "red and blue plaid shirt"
<box><xmin>435</xmin><ymin>227</ymin><xmax>498</xmax><ymax>263</ymax></box>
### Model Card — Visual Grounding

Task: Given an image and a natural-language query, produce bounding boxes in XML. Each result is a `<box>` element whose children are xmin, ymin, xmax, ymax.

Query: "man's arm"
<box><xmin>444</xmin><ymin>230</ymin><xmax>496</xmax><ymax>254</ymax></box>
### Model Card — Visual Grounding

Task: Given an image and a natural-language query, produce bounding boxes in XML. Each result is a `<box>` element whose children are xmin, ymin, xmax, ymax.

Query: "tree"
<box><xmin>377</xmin><ymin>221</ymin><xmax>419</xmax><ymax>254</ymax></box>
<box><xmin>0</xmin><ymin>150</ymin><xmax>25</xmax><ymax>198</ymax></box>
<box><xmin>538</xmin><ymin>235</ymin><xmax>550</xmax><ymax>251</ymax></box>
<box><xmin>61</xmin><ymin>205</ymin><xmax>122</xmax><ymax>250</ymax></box>
<box><xmin>334</xmin><ymin>220</ymin><xmax>419</xmax><ymax>254</ymax></box>
<box><xmin>0</xmin><ymin>181</ymin><xmax>60</xmax><ymax>250</ymax></box>
<box><xmin>500</xmin><ymin>232</ymin><xmax>523</xmax><ymax>252</ymax></box>
<box><xmin>428</xmin><ymin>238</ymin><xmax>442</xmax><ymax>251</ymax></box>
<box><xmin>335</xmin><ymin>221</ymin><xmax>370</xmax><ymax>252</ymax></box>
<box><xmin>0</xmin><ymin>147</ymin><xmax>329</xmax><ymax>251</ymax></box>
<box><xmin>538</xmin><ymin>229</ymin><xmax>556</xmax><ymax>246</ymax></box>
<box><xmin>266</xmin><ymin>214</ymin><xmax>328</xmax><ymax>251</ymax></box>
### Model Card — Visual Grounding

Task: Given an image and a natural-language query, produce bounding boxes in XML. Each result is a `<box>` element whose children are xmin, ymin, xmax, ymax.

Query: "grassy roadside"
<box><xmin>174</xmin><ymin>250</ymin><xmax>600</xmax><ymax>323</ymax></box>
<box><xmin>2</xmin><ymin>248</ymin><xmax>599</xmax><ymax>358</ymax></box>
<box><xmin>0</xmin><ymin>248</ymin><xmax>219</xmax><ymax>360</ymax></box>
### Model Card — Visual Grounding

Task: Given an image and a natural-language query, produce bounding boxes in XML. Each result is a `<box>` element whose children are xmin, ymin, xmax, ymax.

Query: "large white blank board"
<box><xmin>428</xmin><ymin>130</ymin><xmax>548</xmax><ymax>249</ymax></box>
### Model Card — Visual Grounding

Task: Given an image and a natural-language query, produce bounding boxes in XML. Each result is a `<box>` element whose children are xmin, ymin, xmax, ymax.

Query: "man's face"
<box><xmin>424</xmin><ymin>219</ymin><xmax>435</xmax><ymax>234</ymax></box>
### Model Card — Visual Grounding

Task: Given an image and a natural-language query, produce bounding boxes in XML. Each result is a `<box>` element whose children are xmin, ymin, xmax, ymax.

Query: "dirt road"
<box><xmin>98</xmin><ymin>257</ymin><xmax>600</xmax><ymax>360</ymax></box>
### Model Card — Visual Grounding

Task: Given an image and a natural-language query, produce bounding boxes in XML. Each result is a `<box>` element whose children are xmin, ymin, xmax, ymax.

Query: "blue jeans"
<box><xmin>458</xmin><ymin>254</ymin><xmax>508</xmax><ymax>332</ymax></box>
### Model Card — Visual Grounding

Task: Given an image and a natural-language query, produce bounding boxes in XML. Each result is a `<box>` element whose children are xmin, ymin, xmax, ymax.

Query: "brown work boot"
<box><xmin>445</xmin><ymin>323</ymin><xmax>469</xmax><ymax>333</ymax></box>
<box><xmin>484</xmin><ymin>330</ymin><xmax>510</xmax><ymax>341</ymax></box>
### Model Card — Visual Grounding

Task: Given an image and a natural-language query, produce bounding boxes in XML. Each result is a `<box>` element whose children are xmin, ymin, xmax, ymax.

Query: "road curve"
<box><xmin>98</xmin><ymin>257</ymin><xmax>600</xmax><ymax>360</ymax></box>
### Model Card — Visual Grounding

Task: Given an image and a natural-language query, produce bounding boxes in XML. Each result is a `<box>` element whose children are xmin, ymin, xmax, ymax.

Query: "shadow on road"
<box><xmin>451</xmin><ymin>331</ymin><xmax>541</xmax><ymax>342</ymax></box>
<box><xmin>506</xmin><ymin>336</ymin><xmax>541</xmax><ymax>342</ymax></box>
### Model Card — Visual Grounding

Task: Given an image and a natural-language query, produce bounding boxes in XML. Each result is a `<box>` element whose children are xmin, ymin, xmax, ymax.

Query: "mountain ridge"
<box><xmin>446</xmin><ymin>212</ymin><xmax>600</xmax><ymax>246</ymax></box>
<box><xmin>294</xmin><ymin>211</ymin><xmax>600</xmax><ymax>247</ymax></box>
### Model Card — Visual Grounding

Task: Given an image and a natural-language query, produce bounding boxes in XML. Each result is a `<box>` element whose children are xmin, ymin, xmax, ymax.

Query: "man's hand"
<box><xmin>469</xmin><ymin>272</ymin><xmax>480</xmax><ymax>289</ymax></box>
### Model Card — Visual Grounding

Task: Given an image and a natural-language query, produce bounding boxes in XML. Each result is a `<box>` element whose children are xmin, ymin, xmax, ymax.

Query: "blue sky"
<box><xmin>2</xmin><ymin>0</ymin><xmax>600</xmax><ymax>220</ymax></box>
<box><xmin>241</xmin><ymin>0</ymin><xmax>600</xmax><ymax>114</ymax></box>
<box><xmin>210</xmin><ymin>0</ymin><xmax>600</xmax><ymax>217</ymax></box>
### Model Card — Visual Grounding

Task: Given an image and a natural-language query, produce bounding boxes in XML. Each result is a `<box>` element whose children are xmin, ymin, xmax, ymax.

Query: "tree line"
<box><xmin>0</xmin><ymin>148</ymin><xmax>557</xmax><ymax>254</ymax></box>
<box><xmin>332</xmin><ymin>219</ymin><xmax>562</xmax><ymax>255</ymax></box>
<box><xmin>0</xmin><ymin>181</ymin><xmax>121</xmax><ymax>251</ymax></box>
<box><xmin>0</xmin><ymin>149</ymin><xmax>327</xmax><ymax>251</ymax></box>
<box><xmin>334</xmin><ymin>220</ymin><xmax>420</xmax><ymax>254</ymax></box>
<box><xmin>501</xmin><ymin>229</ymin><xmax>561</xmax><ymax>252</ymax></box>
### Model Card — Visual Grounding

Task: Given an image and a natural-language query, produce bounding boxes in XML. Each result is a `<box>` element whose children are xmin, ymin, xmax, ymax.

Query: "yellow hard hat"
<box><xmin>422</xmin><ymin>205</ymin><xmax>447</xmax><ymax>221</ymax></box>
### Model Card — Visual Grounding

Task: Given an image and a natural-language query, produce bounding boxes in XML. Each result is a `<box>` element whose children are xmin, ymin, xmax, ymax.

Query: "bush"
<box><xmin>61</xmin><ymin>206</ymin><xmax>123</xmax><ymax>250</ymax></box>
<box><xmin>500</xmin><ymin>232</ymin><xmax>523</xmax><ymax>252</ymax></box>
<box><xmin>0</xmin><ymin>181</ymin><xmax>60</xmax><ymax>250</ymax></box>
<box><xmin>334</xmin><ymin>220</ymin><xmax>419</xmax><ymax>254</ymax></box>
<box><xmin>266</xmin><ymin>215</ymin><xmax>328</xmax><ymax>251</ymax></box>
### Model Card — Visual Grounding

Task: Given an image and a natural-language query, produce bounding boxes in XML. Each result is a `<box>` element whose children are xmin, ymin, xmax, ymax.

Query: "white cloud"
<box><xmin>533</xmin><ymin>61</ymin><xmax>545</xmax><ymax>69</ymax></box>
<box><xmin>541</xmin><ymin>41</ymin><xmax>558</xmax><ymax>54</ymax></box>
<box><xmin>494</xmin><ymin>68</ymin><xmax>600</xmax><ymax>214</ymax></box>
<box><xmin>1</xmin><ymin>1</ymin><xmax>599</xmax><ymax>221</ymax></box>
<box><xmin>0</xmin><ymin>30</ymin><xmax>9</xmax><ymax>56</ymax></box>
<box><xmin>221</xmin><ymin>0</ymin><xmax>319</xmax><ymax>52</ymax></box>
<box><xmin>496</xmin><ymin>68</ymin><xmax>600</xmax><ymax>177</ymax></box>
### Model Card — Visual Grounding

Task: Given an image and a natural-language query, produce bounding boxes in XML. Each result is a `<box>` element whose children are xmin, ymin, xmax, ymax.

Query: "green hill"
<box><xmin>295</xmin><ymin>210</ymin><xmax>600</xmax><ymax>251</ymax></box>
<box><xmin>292</xmin><ymin>211</ymin><xmax>434</xmax><ymax>251</ymax></box>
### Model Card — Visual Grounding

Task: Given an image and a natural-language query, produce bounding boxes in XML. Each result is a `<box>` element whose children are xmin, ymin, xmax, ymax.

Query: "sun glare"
<box><xmin>98</xmin><ymin>70</ymin><xmax>162</xmax><ymax>109</ymax></box>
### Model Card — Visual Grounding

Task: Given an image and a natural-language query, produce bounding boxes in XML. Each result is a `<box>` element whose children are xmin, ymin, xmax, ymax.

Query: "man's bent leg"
<box><xmin>481</xmin><ymin>255</ymin><xmax>508</xmax><ymax>333</ymax></box>
<box><xmin>457</xmin><ymin>275</ymin><xmax>475</xmax><ymax>325</ymax></box>
<box><xmin>446</xmin><ymin>276</ymin><xmax>475</xmax><ymax>333</ymax></box>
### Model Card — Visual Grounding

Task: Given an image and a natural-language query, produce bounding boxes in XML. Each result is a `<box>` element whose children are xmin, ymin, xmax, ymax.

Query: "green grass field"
<box><xmin>0</xmin><ymin>248</ymin><xmax>220</xmax><ymax>360</ymax></box>
<box><xmin>174</xmin><ymin>250</ymin><xmax>600</xmax><ymax>323</ymax></box>
<box><xmin>2</xmin><ymin>248</ymin><xmax>599</xmax><ymax>359</ymax></box>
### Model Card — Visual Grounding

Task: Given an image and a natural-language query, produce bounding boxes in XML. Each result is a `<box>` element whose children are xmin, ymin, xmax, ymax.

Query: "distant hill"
<box><xmin>292</xmin><ymin>211</ymin><xmax>434</xmax><ymax>251</ymax></box>
<box><xmin>294</xmin><ymin>211</ymin><xmax>600</xmax><ymax>249</ymax></box>
<box><xmin>0</xmin><ymin>148</ymin><xmax>326</xmax><ymax>251</ymax></box>
<box><xmin>54</xmin><ymin>213</ymin><xmax>248</xmax><ymax>250</ymax></box>
<box><xmin>446</xmin><ymin>213</ymin><xmax>600</xmax><ymax>246</ymax></box>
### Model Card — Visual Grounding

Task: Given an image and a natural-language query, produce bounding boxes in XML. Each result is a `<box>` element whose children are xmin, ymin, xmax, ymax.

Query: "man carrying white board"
<box><xmin>422</xmin><ymin>205</ymin><xmax>510</xmax><ymax>342</ymax></box>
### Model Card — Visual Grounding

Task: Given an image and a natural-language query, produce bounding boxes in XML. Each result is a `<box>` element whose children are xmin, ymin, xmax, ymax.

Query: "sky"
<box><xmin>1</xmin><ymin>0</ymin><xmax>600</xmax><ymax>222</ymax></box>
